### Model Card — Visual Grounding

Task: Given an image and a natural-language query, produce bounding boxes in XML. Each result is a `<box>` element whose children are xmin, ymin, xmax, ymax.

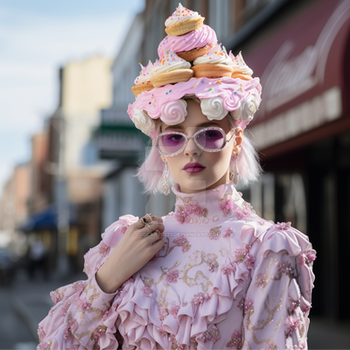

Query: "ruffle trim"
<box><xmin>40</xmin><ymin>218</ymin><xmax>315</xmax><ymax>350</ymax></box>
<box><xmin>101</xmin><ymin>221</ymin><xmax>315</xmax><ymax>349</ymax></box>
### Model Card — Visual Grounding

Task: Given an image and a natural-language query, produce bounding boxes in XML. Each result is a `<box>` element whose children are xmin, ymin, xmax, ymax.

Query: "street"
<box><xmin>0</xmin><ymin>270</ymin><xmax>84</xmax><ymax>350</ymax></box>
<box><xmin>0</xmin><ymin>270</ymin><xmax>350</xmax><ymax>350</ymax></box>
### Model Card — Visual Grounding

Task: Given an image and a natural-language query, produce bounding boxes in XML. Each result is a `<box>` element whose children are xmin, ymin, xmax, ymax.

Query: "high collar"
<box><xmin>171</xmin><ymin>182</ymin><xmax>247</xmax><ymax>225</ymax></box>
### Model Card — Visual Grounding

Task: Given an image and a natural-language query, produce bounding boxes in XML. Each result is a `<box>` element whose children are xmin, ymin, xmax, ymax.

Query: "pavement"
<box><xmin>1</xmin><ymin>270</ymin><xmax>350</xmax><ymax>350</ymax></box>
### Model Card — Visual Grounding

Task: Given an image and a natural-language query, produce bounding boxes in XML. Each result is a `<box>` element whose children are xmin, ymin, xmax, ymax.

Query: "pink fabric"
<box><xmin>38</xmin><ymin>183</ymin><xmax>315</xmax><ymax>350</ymax></box>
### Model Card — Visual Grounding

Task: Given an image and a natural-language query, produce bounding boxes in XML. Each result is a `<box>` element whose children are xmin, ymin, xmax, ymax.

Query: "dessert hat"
<box><xmin>127</xmin><ymin>3</ymin><xmax>261</xmax><ymax>138</ymax></box>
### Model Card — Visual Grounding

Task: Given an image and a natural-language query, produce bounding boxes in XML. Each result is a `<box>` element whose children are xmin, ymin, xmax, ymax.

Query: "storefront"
<box><xmin>241</xmin><ymin>0</ymin><xmax>350</xmax><ymax>320</ymax></box>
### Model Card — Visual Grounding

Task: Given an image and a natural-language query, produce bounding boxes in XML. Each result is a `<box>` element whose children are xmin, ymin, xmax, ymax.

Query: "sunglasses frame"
<box><xmin>156</xmin><ymin>126</ymin><xmax>235</xmax><ymax>157</ymax></box>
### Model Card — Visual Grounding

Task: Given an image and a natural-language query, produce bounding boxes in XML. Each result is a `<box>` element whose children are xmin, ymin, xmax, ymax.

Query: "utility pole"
<box><xmin>54</xmin><ymin>111</ymin><xmax>70</xmax><ymax>277</ymax></box>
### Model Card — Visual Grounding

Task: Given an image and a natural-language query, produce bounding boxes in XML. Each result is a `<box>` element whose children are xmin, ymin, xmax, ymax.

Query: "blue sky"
<box><xmin>0</xmin><ymin>0</ymin><xmax>144</xmax><ymax>192</ymax></box>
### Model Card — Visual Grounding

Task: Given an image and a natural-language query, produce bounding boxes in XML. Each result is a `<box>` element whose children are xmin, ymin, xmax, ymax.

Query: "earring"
<box><xmin>230</xmin><ymin>157</ymin><xmax>240</xmax><ymax>186</ymax></box>
<box><xmin>160</xmin><ymin>162</ymin><xmax>170</xmax><ymax>195</ymax></box>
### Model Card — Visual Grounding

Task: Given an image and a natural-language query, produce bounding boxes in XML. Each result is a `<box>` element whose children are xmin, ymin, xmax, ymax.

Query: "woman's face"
<box><xmin>161</xmin><ymin>99</ymin><xmax>243</xmax><ymax>194</ymax></box>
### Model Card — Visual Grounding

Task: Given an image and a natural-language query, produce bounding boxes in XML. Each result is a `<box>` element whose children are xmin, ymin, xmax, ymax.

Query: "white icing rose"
<box><xmin>241</xmin><ymin>95</ymin><xmax>258</xmax><ymax>122</ymax></box>
<box><xmin>132</xmin><ymin>109</ymin><xmax>156</xmax><ymax>135</ymax></box>
<box><xmin>200</xmin><ymin>97</ymin><xmax>227</xmax><ymax>121</ymax></box>
<box><xmin>160</xmin><ymin>100</ymin><xmax>187</xmax><ymax>125</ymax></box>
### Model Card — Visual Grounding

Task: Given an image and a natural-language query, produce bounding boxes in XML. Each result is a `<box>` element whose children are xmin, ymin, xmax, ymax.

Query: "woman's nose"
<box><xmin>184</xmin><ymin>137</ymin><xmax>201</xmax><ymax>157</ymax></box>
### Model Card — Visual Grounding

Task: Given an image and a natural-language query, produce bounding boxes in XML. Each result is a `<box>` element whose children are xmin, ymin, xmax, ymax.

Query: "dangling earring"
<box><xmin>230</xmin><ymin>156</ymin><xmax>240</xmax><ymax>186</ymax></box>
<box><xmin>160</xmin><ymin>162</ymin><xmax>170</xmax><ymax>195</ymax></box>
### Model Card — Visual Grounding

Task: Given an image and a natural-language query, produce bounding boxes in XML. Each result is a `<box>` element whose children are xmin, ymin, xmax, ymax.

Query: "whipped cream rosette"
<box><xmin>229</xmin><ymin>51</ymin><xmax>254</xmax><ymax>81</ymax></box>
<box><xmin>192</xmin><ymin>44</ymin><xmax>234</xmax><ymax>78</ymax></box>
<box><xmin>150</xmin><ymin>50</ymin><xmax>193</xmax><ymax>88</ymax></box>
<box><xmin>131</xmin><ymin>61</ymin><xmax>154</xmax><ymax>97</ymax></box>
<box><xmin>165</xmin><ymin>3</ymin><xmax>204</xmax><ymax>36</ymax></box>
<box><xmin>132</xmin><ymin>108</ymin><xmax>156</xmax><ymax>136</ymax></box>
<box><xmin>158</xmin><ymin>25</ymin><xmax>217</xmax><ymax>62</ymax></box>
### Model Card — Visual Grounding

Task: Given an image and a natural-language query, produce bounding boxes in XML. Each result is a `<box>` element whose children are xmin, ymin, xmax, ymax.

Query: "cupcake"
<box><xmin>150</xmin><ymin>50</ymin><xmax>193</xmax><ymax>88</ymax></box>
<box><xmin>165</xmin><ymin>3</ymin><xmax>204</xmax><ymax>37</ymax></box>
<box><xmin>192</xmin><ymin>44</ymin><xmax>234</xmax><ymax>78</ymax></box>
<box><xmin>229</xmin><ymin>51</ymin><xmax>253</xmax><ymax>81</ymax></box>
<box><xmin>131</xmin><ymin>61</ymin><xmax>154</xmax><ymax>97</ymax></box>
<box><xmin>158</xmin><ymin>25</ymin><xmax>217</xmax><ymax>62</ymax></box>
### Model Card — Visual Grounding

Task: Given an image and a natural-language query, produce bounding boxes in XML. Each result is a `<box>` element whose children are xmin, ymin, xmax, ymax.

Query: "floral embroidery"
<box><xmin>72</xmin><ymin>281</ymin><xmax>85</xmax><ymax>293</ymax></box>
<box><xmin>168</xmin><ymin>334</ymin><xmax>184</xmax><ymax>350</ymax></box>
<box><xmin>119</xmin><ymin>225</ymin><xmax>128</xmax><ymax>234</ymax></box>
<box><xmin>208</xmin><ymin>225</ymin><xmax>221</xmax><ymax>240</ymax></box>
<box><xmin>284</xmin><ymin>316</ymin><xmax>300</xmax><ymax>337</ymax></box>
<box><xmin>37</xmin><ymin>341</ymin><xmax>51</xmax><ymax>350</ymax></box>
<box><xmin>62</xmin><ymin>326</ymin><xmax>72</xmax><ymax>341</ymax></box>
<box><xmin>299</xmin><ymin>250</ymin><xmax>316</xmax><ymax>266</ymax></box>
<box><xmin>59</xmin><ymin>299</ymin><xmax>71</xmax><ymax>316</ymax></box>
<box><xmin>90</xmin><ymin>325</ymin><xmax>107</xmax><ymax>342</ymax></box>
<box><xmin>158</xmin><ymin>307</ymin><xmax>170</xmax><ymax>321</ymax></box>
<box><xmin>235</xmin><ymin>206</ymin><xmax>253</xmax><ymax>220</ymax></box>
<box><xmin>219</xmin><ymin>198</ymin><xmax>234</xmax><ymax>216</ymax></box>
<box><xmin>266</xmin><ymin>341</ymin><xmax>278</xmax><ymax>350</ymax></box>
<box><xmin>244</xmin><ymin>297</ymin><xmax>254</xmax><ymax>312</ymax></box>
<box><xmin>173</xmin><ymin>235</ymin><xmax>191</xmax><ymax>252</ymax></box>
<box><xmin>223</xmin><ymin>227</ymin><xmax>233</xmax><ymax>237</ymax></box>
<box><xmin>98</xmin><ymin>241</ymin><xmax>110</xmax><ymax>257</ymax></box>
<box><xmin>101</xmin><ymin>309</ymin><xmax>113</xmax><ymax>322</ymax></box>
<box><xmin>277</xmin><ymin>260</ymin><xmax>296</xmax><ymax>278</ymax></box>
<box><xmin>226</xmin><ymin>329</ymin><xmax>243</xmax><ymax>349</ymax></box>
<box><xmin>141</xmin><ymin>286</ymin><xmax>153</xmax><ymax>297</ymax></box>
<box><xmin>255</xmin><ymin>273</ymin><xmax>269</xmax><ymax>289</ymax></box>
<box><xmin>237</xmin><ymin>298</ymin><xmax>245</xmax><ymax>312</ymax></box>
<box><xmin>275</xmin><ymin>221</ymin><xmax>291</xmax><ymax>230</ymax></box>
<box><xmin>207</xmin><ymin>256</ymin><xmax>219</xmax><ymax>272</ymax></box>
<box><xmin>73</xmin><ymin>288</ymin><xmax>92</xmax><ymax>311</ymax></box>
<box><xmin>192</xmin><ymin>292</ymin><xmax>210</xmax><ymax>305</ymax></box>
<box><xmin>62</xmin><ymin>313</ymin><xmax>78</xmax><ymax>342</ymax></box>
<box><xmin>50</xmin><ymin>288</ymin><xmax>65</xmax><ymax>304</ymax></box>
<box><xmin>237</xmin><ymin>297</ymin><xmax>254</xmax><ymax>316</ymax></box>
<box><xmin>37</xmin><ymin>325</ymin><xmax>46</xmax><ymax>342</ymax></box>
<box><xmin>174</xmin><ymin>200</ymin><xmax>207</xmax><ymax>224</ymax></box>
<box><xmin>165</xmin><ymin>269</ymin><xmax>179</xmax><ymax>284</ymax></box>
<box><xmin>197</xmin><ymin>324</ymin><xmax>221</xmax><ymax>343</ymax></box>
<box><xmin>234</xmin><ymin>248</ymin><xmax>255</xmax><ymax>269</ymax></box>
<box><xmin>156</xmin><ymin>326</ymin><xmax>167</xmax><ymax>337</ymax></box>
<box><xmin>286</xmin><ymin>345</ymin><xmax>306</xmax><ymax>350</ymax></box>
<box><xmin>170</xmin><ymin>304</ymin><xmax>180</xmax><ymax>317</ymax></box>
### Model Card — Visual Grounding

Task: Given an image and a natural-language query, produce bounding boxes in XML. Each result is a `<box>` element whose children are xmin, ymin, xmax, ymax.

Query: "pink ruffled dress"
<box><xmin>37</xmin><ymin>183</ymin><xmax>316</xmax><ymax>350</ymax></box>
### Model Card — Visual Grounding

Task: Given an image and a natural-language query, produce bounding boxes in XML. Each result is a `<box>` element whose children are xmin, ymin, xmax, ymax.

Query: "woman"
<box><xmin>37</xmin><ymin>5</ymin><xmax>315</xmax><ymax>350</ymax></box>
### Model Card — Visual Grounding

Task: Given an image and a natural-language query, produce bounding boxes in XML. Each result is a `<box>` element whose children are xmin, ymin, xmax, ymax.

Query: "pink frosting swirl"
<box><xmin>160</xmin><ymin>100</ymin><xmax>187</xmax><ymax>125</ymax></box>
<box><xmin>158</xmin><ymin>25</ymin><xmax>217</xmax><ymax>59</ymax></box>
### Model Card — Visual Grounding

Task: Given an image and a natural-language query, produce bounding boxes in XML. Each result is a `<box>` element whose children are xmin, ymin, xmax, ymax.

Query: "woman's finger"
<box><xmin>137</xmin><ymin>222</ymin><xmax>165</xmax><ymax>237</ymax></box>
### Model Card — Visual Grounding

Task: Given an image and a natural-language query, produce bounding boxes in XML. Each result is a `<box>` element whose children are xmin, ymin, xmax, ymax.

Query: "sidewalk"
<box><xmin>9</xmin><ymin>271</ymin><xmax>86</xmax><ymax>343</ymax></box>
<box><xmin>9</xmin><ymin>274</ymin><xmax>350</xmax><ymax>350</ymax></box>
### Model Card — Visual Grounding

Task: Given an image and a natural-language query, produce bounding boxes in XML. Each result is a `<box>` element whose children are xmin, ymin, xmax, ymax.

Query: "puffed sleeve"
<box><xmin>243</xmin><ymin>223</ymin><xmax>316</xmax><ymax>350</ymax></box>
<box><xmin>37</xmin><ymin>215</ymin><xmax>138</xmax><ymax>350</ymax></box>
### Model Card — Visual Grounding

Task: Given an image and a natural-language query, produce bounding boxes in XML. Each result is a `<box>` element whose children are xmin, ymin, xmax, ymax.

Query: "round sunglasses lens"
<box><xmin>158</xmin><ymin>133</ymin><xmax>186</xmax><ymax>155</ymax></box>
<box><xmin>196</xmin><ymin>129</ymin><xmax>224</xmax><ymax>150</ymax></box>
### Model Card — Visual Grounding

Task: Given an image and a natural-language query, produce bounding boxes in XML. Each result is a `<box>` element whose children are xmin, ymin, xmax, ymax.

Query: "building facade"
<box><xmin>225</xmin><ymin>0</ymin><xmax>350</xmax><ymax>321</ymax></box>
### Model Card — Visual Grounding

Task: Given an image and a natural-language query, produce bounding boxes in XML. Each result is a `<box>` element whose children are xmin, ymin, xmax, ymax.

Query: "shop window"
<box><xmin>240</xmin><ymin>172</ymin><xmax>307</xmax><ymax>232</ymax></box>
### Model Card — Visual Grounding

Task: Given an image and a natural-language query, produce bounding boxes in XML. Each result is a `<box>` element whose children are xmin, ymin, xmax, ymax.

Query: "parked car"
<box><xmin>0</xmin><ymin>248</ymin><xmax>16</xmax><ymax>285</ymax></box>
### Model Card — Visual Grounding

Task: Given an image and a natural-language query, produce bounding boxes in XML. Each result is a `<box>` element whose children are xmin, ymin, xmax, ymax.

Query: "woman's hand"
<box><xmin>96</xmin><ymin>215</ymin><xmax>165</xmax><ymax>293</ymax></box>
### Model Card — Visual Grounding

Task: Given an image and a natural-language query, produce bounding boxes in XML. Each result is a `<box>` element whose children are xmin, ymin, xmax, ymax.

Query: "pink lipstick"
<box><xmin>183</xmin><ymin>162</ymin><xmax>206</xmax><ymax>173</ymax></box>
